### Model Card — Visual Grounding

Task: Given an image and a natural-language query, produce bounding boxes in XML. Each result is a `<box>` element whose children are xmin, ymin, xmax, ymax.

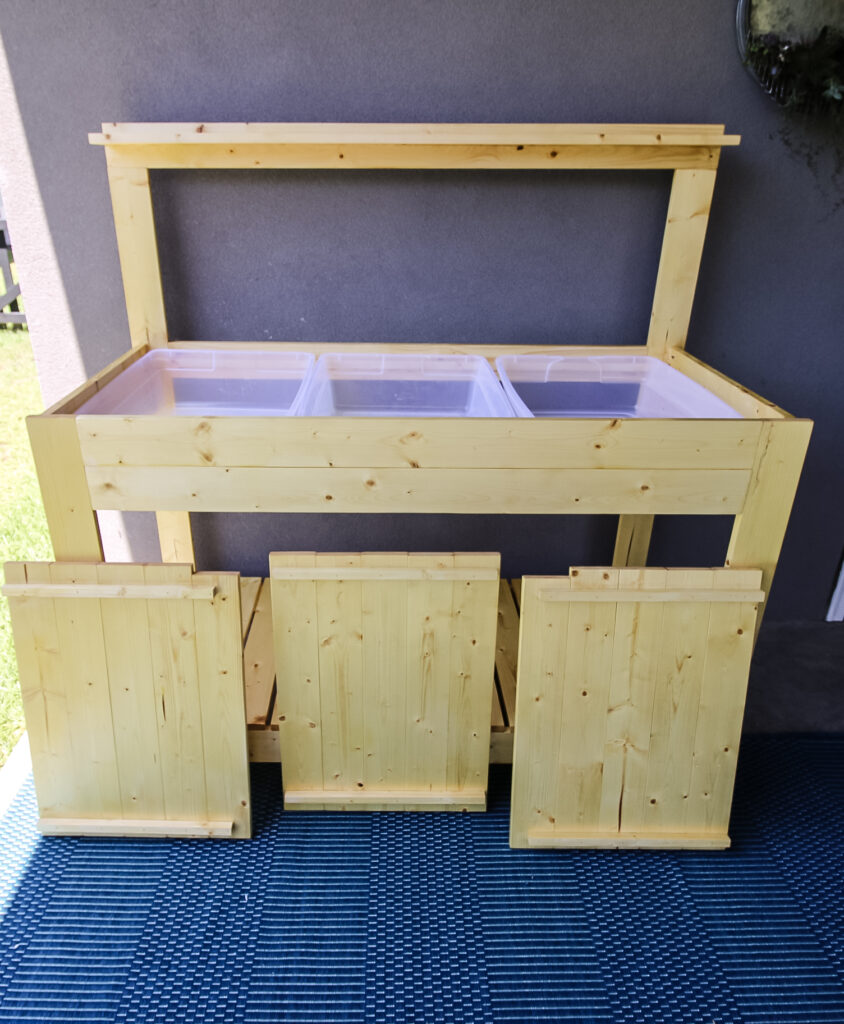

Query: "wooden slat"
<box><xmin>193</xmin><ymin>572</ymin><xmax>251</xmax><ymax>838</ymax></box>
<box><xmin>271</xmin><ymin>566</ymin><xmax>499</xmax><ymax>581</ymax></box>
<box><xmin>38</xmin><ymin>818</ymin><xmax>233</xmax><ymax>838</ymax></box>
<box><xmin>361</xmin><ymin>553</ymin><xmax>408</xmax><ymax>792</ymax></box>
<box><xmin>96</xmin><ymin>563</ymin><xmax>165</xmax><ymax>820</ymax></box>
<box><xmin>99</xmin><ymin>141</ymin><xmax>726</xmax><ymax>173</ymax></box>
<box><xmin>612</xmin><ymin>513</ymin><xmax>654</xmax><ymax>568</ymax></box>
<box><xmin>242</xmin><ymin>577</ymin><xmax>275</xmax><ymax>728</ymax></box>
<box><xmin>2</xmin><ymin>581</ymin><xmax>216</xmax><ymax>600</ymax></box>
<box><xmin>77</xmin><ymin>416</ymin><xmax>764</xmax><ymax>470</ymax></box>
<box><xmin>494</xmin><ymin>580</ymin><xmax>520</xmax><ymax>726</ymax></box>
<box><xmin>92</xmin><ymin>122</ymin><xmax>739</xmax><ymax>147</ymax></box>
<box><xmin>47</xmin><ymin>563</ymin><xmax>122</xmax><ymax>819</ymax></box>
<box><xmin>270</xmin><ymin>554</ymin><xmax>325</xmax><ymax>801</ymax></box>
<box><xmin>534</xmin><ymin>587</ymin><xmax>765</xmax><ymax>603</ymax></box>
<box><xmin>527</xmin><ymin>830</ymin><xmax>729</xmax><ymax>850</ymax></box>
<box><xmin>647</xmin><ymin>169</ymin><xmax>717</xmax><ymax>356</ymax></box>
<box><xmin>727</xmin><ymin>419</ymin><xmax>813</xmax><ymax>640</ymax></box>
<box><xmin>284</xmin><ymin>788</ymin><xmax>486</xmax><ymax>809</ymax></box>
<box><xmin>145</xmin><ymin>563</ymin><xmax>208</xmax><ymax>822</ymax></box>
<box><xmin>27</xmin><ymin>416</ymin><xmax>102</xmax><ymax>561</ymax></box>
<box><xmin>105</xmin><ymin>164</ymin><xmax>168</xmax><ymax>348</ymax></box>
<box><xmin>239</xmin><ymin>577</ymin><xmax>263</xmax><ymax>640</ymax></box>
<box><xmin>85</xmin><ymin>465</ymin><xmax>752</xmax><ymax>515</ymax></box>
<box><xmin>42</xmin><ymin>345</ymin><xmax>149</xmax><ymax>415</ymax></box>
<box><xmin>155</xmin><ymin>510</ymin><xmax>195</xmax><ymax>566</ymax></box>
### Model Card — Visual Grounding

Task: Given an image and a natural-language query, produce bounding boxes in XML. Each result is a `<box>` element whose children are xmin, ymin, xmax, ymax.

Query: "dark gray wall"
<box><xmin>2</xmin><ymin>1</ymin><xmax>841</xmax><ymax>618</ymax></box>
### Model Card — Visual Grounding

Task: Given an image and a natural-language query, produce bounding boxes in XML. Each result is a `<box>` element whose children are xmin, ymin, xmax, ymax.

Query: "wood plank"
<box><xmin>92</xmin><ymin>122</ymin><xmax>739</xmax><ymax>148</ymax></box>
<box><xmin>647</xmin><ymin>169</ymin><xmax>717</xmax><ymax>357</ymax></box>
<box><xmin>361</xmin><ymin>553</ymin><xmax>408</xmax><ymax>792</ymax></box>
<box><xmin>105</xmin><ymin>163</ymin><xmax>168</xmax><ymax>348</ymax></box>
<box><xmin>271</xmin><ymin>566</ymin><xmax>499</xmax><ymax>581</ymax></box>
<box><xmin>446</xmin><ymin>553</ymin><xmax>499</xmax><ymax>793</ymax></box>
<box><xmin>85</xmin><ymin>465</ymin><xmax>752</xmax><ymax>515</ymax></box>
<box><xmin>642</xmin><ymin>570</ymin><xmax>714</xmax><ymax>832</ymax></box>
<box><xmin>77</xmin><ymin>415</ymin><xmax>763</xmax><ymax>470</ymax></box>
<box><xmin>686</xmin><ymin>570</ymin><xmax>759</xmax><ymax>833</ymax></box>
<box><xmin>242</xmin><ymin>575</ymin><xmax>275</xmax><ymax>727</ymax></box>
<box><xmin>269</xmin><ymin>553</ymin><xmax>324</xmax><ymax>801</ymax></box>
<box><xmin>555</xmin><ymin>568</ymin><xmax>617</xmax><ymax>832</ymax></box>
<box><xmin>247</xmin><ymin>727</ymin><xmax>280</xmax><ymax>763</ymax></box>
<box><xmin>612</xmin><ymin>514</ymin><xmax>654</xmax><ymax>567</ymax></box>
<box><xmin>527</xmin><ymin>830</ymin><xmax>729</xmax><ymax>850</ymax></box>
<box><xmin>405</xmin><ymin>554</ymin><xmax>454</xmax><ymax>796</ymax></box>
<box><xmin>284</xmin><ymin>788</ymin><xmax>486</xmax><ymax>809</ymax></box>
<box><xmin>193</xmin><ymin>572</ymin><xmax>251</xmax><ymax>838</ymax></box>
<box><xmin>4</xmin><ymin>564</ymin><xmax>77</xmax><ymax>816</ymax></box>
<box><xmin>145</xmin><ymin>563</ymin><xmax>208</xmax><ymax>822</ymax></box>
<box><xmin>96</xmin><ymin>563</ymin><xmax>165</xmax><ymax>820</ymax></box>
<box><xmin>727</xmin><ymin>419</ymin><xmax>813</xmax><ymax>639</ymax></box>
<box><xmin>27</xmin><ymin>416</ymin><xmax>102</xmax><ymax>561</ymax></box>
<box><xmin>38</xmin><ymin>818</ymin><xmax>233</xmax><ymax>838</ymax></box>
<box><xmin>100</xmin><ymin>141</ymin><xmax>725</xmax><ymax>172</ymax></box>
<box><xmin>2</xmin><ymin>581</ymin><xmax>216</xmax><ymax>600</ymax></box>
<box><xmin>533</xmin><ymin>586</ymin><xmax>765</xmax><ymax>603</ymax></box>
<box><xmin>155</xmin><ymin>510</ymin><xmax>195</xmax><ymax>566</ymax></box>
<box><xmin>495</xmin><ymin>579</ymin><xmax>520</xmax><ymax>726</ymax></box>
<box><xmin>608</xmin><ymin>569</ymin><xmax>667</xmax><ymax>833</ymax></box>
<box><xmin>47</xmin><ymin>562</ymin><xmax>122</xmax><ymax>818</ymax></box>
<box><xmin>239</xmin><ymin>576</ymin><xmax>262</xmax><ymax>640</ymax></box>
<box><xmin>315</xmin><ymin>553</ymin><xmax>365</xmax><ymax>793</ymax></box>
<box><xmin>509</xmin><ymin>577</ymin><xmax>571</xmax><ymax>847</ymax></box>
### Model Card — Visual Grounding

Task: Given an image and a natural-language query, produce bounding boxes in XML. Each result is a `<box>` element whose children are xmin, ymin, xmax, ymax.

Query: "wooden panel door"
<box><xmin>3</xmin><ymin>562</ymin><xmax>250</xmax><ymax>838</ymax></box>
<box><xmin>270</xmin><ymin>552</ymin><xmax>500</xmax><ymax>811</ymax></box>
<box><xmin>510</xmin><ymin>567</ymin><xmax>762</xmax><ymax>849</ymax></box>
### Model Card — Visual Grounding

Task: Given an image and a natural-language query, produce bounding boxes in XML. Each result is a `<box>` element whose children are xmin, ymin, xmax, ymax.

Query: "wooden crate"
<box><xmin>267</xmin><ymin>552</ymin><xmax>500</xmax><ymax>811</ymax></box>
<box><xmin>510</xmin><ymin>567</ymin><xmax>763</xmax><ymax>849</ymax></box>
<box><xmin>2</xmin><ymin>562</ymin><xmax>251</xmax><ymax>838</ymax></box>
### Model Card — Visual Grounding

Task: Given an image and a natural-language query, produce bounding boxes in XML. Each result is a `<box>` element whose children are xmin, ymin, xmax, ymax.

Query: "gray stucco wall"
<box><xmin>1</xmin><ymin>1</ymin><xmax>841</xmax><ymax>619</ymax></box>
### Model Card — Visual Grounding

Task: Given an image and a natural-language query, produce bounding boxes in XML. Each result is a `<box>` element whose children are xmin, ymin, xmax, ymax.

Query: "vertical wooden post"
<box><xmin>27</xmin><ymin>415</ymin><xmax>103</xmax><ymax>561</ymax></box>
<box><xmin>613</xmin><ymin>514</ymin><xmax>655</xmax><ymax>567</ymax></box>
<box><xmin>726</xmin><ymin>419</ymin><xmax>812</xmax><ymax>639</ymax></box>
<box><xmin>155</xmin><ymin>511</ymin><xmax>196</xmax><ymax>567</ymax></box>
<box><xmin>647</xmin><ymin>168</ymin><xmax>718</xmax><ymax>358</ymax></box>
<box><xmin>105</xmin><ymin>162</ymin><xmax>168</xmax><ymax>349</ymax></box>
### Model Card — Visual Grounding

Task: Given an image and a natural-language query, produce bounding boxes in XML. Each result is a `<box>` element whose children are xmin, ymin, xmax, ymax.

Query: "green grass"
<box><xmin>0</xmin><ymin>328</ymin><xmax>52</xmax><ymax>767</ymax></box>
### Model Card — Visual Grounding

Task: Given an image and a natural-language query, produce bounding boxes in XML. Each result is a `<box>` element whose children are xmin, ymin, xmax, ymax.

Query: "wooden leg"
<box><xmin>613</xmin><ymin>514</ymin><xmax>654</xmax><ymax>567</ymax></box>
<box><xmin>156</xmin><ymin>511</ymin><xmax>195</xmax><ymax>566</ymax></box>
<box><xmin>726</xmin><ymin>419</ymin><xmax>812</xmax><ymax>640</ymax></box>
<box><xmin>27</xmin><ymin>415</ymin><xmax>103</xmax><ymax>561</ymax></box>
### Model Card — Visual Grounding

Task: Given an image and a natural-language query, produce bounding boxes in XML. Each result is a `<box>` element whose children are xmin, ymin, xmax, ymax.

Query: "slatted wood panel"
<box><xmin>269</xmin><ymin>552</ymin><xmax>500</xmax><ymax>810</ymax></box>
<box><xmin>2</xmin><ymin>562</ymin><xmax>250</xmax><ymax>838</ymax></box>
<box><xmin>510</xmin><ymin>567</ymin><xmax>762</xmax><ymax>849</ymax></box>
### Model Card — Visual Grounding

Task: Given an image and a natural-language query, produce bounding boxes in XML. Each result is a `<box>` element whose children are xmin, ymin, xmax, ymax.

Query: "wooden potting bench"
<box><xmin>5</xmin><ymin>124</ymin><xmax>811</xmax><ymax>844</ymax></box>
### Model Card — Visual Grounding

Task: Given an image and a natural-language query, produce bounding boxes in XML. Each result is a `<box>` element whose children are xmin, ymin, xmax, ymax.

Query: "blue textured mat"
<box><xmin>0</xmin><ymin>735</ymin><xmax>842</xmax><ymax>1023</ymax></box>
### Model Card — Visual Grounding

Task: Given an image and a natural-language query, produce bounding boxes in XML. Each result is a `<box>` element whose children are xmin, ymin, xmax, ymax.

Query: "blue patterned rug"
<box><xmin>0</xmin><ymin>735</ymin><xmax>842</xmax><ymax>1023</ymax></box>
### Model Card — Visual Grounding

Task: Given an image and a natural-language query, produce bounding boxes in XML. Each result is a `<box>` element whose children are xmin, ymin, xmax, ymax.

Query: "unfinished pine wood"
<box><xmin>646</xmin><ymin>169</ymin><xmax>717</xmax><ymax>357</ymax></box>
<box><xmin>85</xmin><ymin>465</ymin><xmax>752</xmax><ymax>516</ymax></box>
<box><xmin>38</xmin><ymin>818</ymin><xmax>233</xmax><ymax>838</ymax></box>
<box><xmin>613</xmin><ymin>514</ymin><xmax>654</xmax><ymax>568</ymax></box>
<box><xmin>43</xmin><ymin>345</ymin><xmax>149</xmax><ymax>415</ymax></box>
<box><xmin>665</xmin><ymin>348</ymin><xmax>788</xmax><ymax>420</ymax></box>
<box><xmin>105</xmin><ymin>163</ymin><xmax>168</xmax><ymax>348</ymax></box>
<box><xmin>726</xmin><ymin>419</ymin><xmax>813</xmax><ymax>640</ymax></box>
<box><xmin>156</xmin><ymin>511</ymin><xmax>195</xmax><ymax>566</ymax></box>
<box><xmin>5</xmin><ymin>561</ymin><xmax>250</xmax><ymax>838</ymax></box>
<box><xmin>243</xmin><ymin>577</ymin><xmax>275</xmax><ymax>727</ymax></box>
<box><xmin>270</xmin><ymin>552</ymin><xmax>499</xmax><ymax>811</ymax></box>
<box><xmin>27</xmin><ymin>416</ymin><xmax>102</xmax><ymax>561</ymax></box>
<box><xmin>76</xmin><ymin>413</ymin><xmax>764</xmax><ymax>470</ymax></box>
<box><xmin>510</xmin><ymin>567</ymin><xmax>761</xmax><ymax>849</ymax></box>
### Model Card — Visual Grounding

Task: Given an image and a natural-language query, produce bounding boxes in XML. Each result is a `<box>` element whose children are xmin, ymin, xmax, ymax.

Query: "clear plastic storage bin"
<box><xmin>495</xmin><ymin>354</ymin><xmax>742</xmax><ymax>418</ymax></box>
<box><xmin>76</xmin><ymin>349</ymin><xmax>315</xmax><ymax>416</ymax></box>
<box><xmin>296</xmin><ymin>353</ymin><xmax>515</xmax><ymax>417</ymax></box>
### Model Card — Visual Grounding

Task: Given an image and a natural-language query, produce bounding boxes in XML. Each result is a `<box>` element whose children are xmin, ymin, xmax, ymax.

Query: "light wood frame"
<box><xmin>29</xmin><ymin>124</ymin><xmax>811</xmax><ymax>640</ymax></box>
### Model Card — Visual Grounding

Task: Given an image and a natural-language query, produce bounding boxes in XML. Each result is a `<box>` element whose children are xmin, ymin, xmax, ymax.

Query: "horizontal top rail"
<box><xmin>90</xmin><ymin>122</ymin><xmax>741</xmax><ymax>148</ymax></box>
